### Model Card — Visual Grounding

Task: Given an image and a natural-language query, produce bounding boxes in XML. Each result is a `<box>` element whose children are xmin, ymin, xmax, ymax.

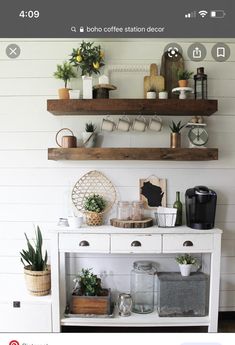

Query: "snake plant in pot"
<box><xmin>20</xmin><ymin>226</ymin><xmax>51</xmax><ymax>296</ymax></box>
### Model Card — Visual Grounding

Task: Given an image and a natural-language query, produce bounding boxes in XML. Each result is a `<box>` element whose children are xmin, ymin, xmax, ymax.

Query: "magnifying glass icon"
<box><xmin>71</xmin><ymin>26</ymin><xmax>77</xmax><ymax>33</ymax></box>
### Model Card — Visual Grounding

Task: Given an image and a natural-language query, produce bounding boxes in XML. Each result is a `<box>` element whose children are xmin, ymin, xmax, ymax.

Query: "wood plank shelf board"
<box><xmin>48</xmin><ymin>147</ymin><xmax>218</xmax><ymax>161</ymax></box>
<box><xmin>47</xmin><ymin>99</ymin><xmax>218</xmax><ymax>116</ymax></box>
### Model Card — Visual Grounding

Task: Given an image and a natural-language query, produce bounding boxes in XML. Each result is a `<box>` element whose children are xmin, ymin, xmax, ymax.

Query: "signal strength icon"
<box><xmin>185</xmin><ymin>11</ymin><xmax>196</xmax><ymax>18</ymax></box>
<box><xmin>198</xmin><ymin>10</ymin><xmax>208</xmax><ymax>18</ymax></box>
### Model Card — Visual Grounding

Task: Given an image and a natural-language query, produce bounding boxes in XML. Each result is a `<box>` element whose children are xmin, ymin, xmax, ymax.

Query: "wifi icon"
<box><xmin>198</xmin><ymin>10</ymin><xmax>208</xmax><ymax>18</ymax></box>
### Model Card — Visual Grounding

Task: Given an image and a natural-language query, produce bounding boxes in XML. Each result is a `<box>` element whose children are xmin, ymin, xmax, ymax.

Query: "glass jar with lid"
<box><xmin>131</xmin><ymin>201</ymin><xmax>144</xmax><ymax>221</ymax></box>
<box><xmin>130</xmin><ymin>261</ymin><xmax>156</xmax><ymax>314</ymax></box>
<box><xmin>117</xmin><ymin>201</ymin><xmax>131</xmax><ymax>220</ymax></box>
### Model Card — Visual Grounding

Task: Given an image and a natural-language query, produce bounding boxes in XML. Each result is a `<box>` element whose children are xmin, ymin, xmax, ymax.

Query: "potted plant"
<box><xmin>84</xmin><ymin>193</ymin><xmax>106</xmax><ymax>226</ymax></box>
<box><xmin>20</xmin><ymin>226</ymin><xmax>51</xmax><ymax>296</ymax></box>
<box><xmin>177</xmin><ymin>69</ymin><xmax>193</xmax><ymax>87</ymax></box>
<box><xmin>175</xmin><ymin>254</ymin><xmax>199</xmax><ymax>277</ymax></box>
<box><xmin>169</xmin><ymin>120</ymin><xmax>185</xmax><ymax>148</ymax></box>
<box><xmin>70</xmin><ymin>41</ymin><xmax>105</xmax><ymax>99</ymax></box>
<box><xmin>71</xmin><ymin>268</ymin><xmax>111</xmax><ymax>315</ymax></box>
<box><xmin>53</xmin><ymin>61</ymin><xmax>77</xmax><ymax>99</ymax></box>
<box><xmin>82</xmin><ymin>122</ymin><xmax>97</xmax><ymax>148</ymax></box>
<box><xmin>146</xmin><ymin>88</ymin><xmax>157</xmax><ymax>99</ymax></box>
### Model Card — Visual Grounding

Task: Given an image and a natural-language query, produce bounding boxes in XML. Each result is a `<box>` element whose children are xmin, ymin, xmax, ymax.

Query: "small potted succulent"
<box><xmin>82</xmin><ymin>122</ymin><xmax>97</xmax><ymax>148</ymax></box>
<box><xmin>70</xmin><ymin>41</ymin><xmax>105</xmax><ymax>99</ymax></box>
<box><xmin>177</xmin><ymin>69</ymin><xmax>193</xmax><ymax>87</ymax></box>
<box><xmin>20</xmin><ymin>226</ymin><xmax>51</xmax><ymax>296</ymax></box>
<box><xmin>53</xmin><ymin>61</ymin><xmax>77</xmax><ymax>99</ymax></box>
<box><xmin>169</xmin><ymin>120</ymin><xmax>185</xmax><ymax>148</ymax></box>
<box><xmin>84</xmin><ymin>193</ymin><xmax>106</xmax><ymax>226</ymax></box>
<box><xmin>175</xmin><ymin>254</ymin><xmax>199</xmax><ymax>276</ymax></box>
<box><xmin>146</xmin><ymin>88</ymin><xmax>157</xmax><ymax>99</ymax></box>
<box><xmin>71</xmin><ymin>268</ymin><xmax>111</xmax><ymax>315</ymax></box>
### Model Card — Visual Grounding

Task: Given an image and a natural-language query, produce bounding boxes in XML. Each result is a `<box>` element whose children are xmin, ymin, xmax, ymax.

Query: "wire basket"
<box><xmin>155</xmin><ymin>212</ymin><xmax>176</xmax><ymax>228</ymax></box>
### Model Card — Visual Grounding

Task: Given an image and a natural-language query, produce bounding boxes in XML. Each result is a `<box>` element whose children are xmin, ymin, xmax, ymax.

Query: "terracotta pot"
<box><xmin>170</xmin><ymin>133</ymin><xmax>181</xmax><ymax>148</ymax></box>
<box><xmin>178</xmin><ymin>80</ymin><xmax>188</xmax><ymax>87</ymax></box>
<box><xmin>58</xmin><ymin>88</ymin><xmax>70</xmax><ymax>99</ymax></box>
<box><xmin>24</xmin><ymin>265</ymin><xmax>51</xmax><ymax>296</ymax></box>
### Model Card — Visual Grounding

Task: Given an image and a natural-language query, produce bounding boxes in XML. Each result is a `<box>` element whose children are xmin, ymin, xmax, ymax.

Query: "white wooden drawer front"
<box><xmin>59</xmin><ymin>234</ymin><xmax>110</xmax><ymax>253</ymax></box>
<box><xmin>0</xmin><ymin>301</ymin><xmax>52</xmax><ymax>332</ymax></box>
<box><xmin>163</xmin><ymin>234</ymin><xmax>213</xmax><ymax>253</ymax></box>
<box><xmin>111</xmin><ymin>234</ymin><xmax>161</xmax><ymax>253</ymax></box>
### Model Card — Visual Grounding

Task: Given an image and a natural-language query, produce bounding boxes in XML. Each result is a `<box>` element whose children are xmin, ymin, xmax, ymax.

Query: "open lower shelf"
<box><xmin>47</xmin><ymin>99</ymin><xmax>218</xmax><ymax>116</ymax></box>
<box><xmin>48</xmin><ymin>147</ymin><xmax>218</xmax><ymax>161</ymax></box>
<box><xmin>61</xmin><ymin>309</ymin><xmax>210</xmax><ymax>327</ymax></box>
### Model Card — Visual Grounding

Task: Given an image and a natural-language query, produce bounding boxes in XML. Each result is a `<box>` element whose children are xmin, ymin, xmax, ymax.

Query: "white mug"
<box><xmin>68</xmin><ymin>216</ymin><xmax>83</xmax><ymax>228</ymax></box>
<box><xmin>148</xmin><ymin>115</ymin><xmax>162</xmax><ymax>132</ymax></box>
<box><xmin>147</xmin><ymin>91</ymin><xmax>157</xmax><ymax>99</ymax></box>
<box><xmin>101</xmin><ymin>116</ymin><xmax>116</xmax><ymax>132</ymax></box>
<box><xmin>69</xmin><ymin>90</ymin><xmax>80</xmax><ymax>99</ymax></box>
<box><xmin>117</xmin><ymin>115</ymin><xmax>131</xmax><ymax>132</ymax></box>
<box><xmin>132</xmin><ymin>116</ymin><xmax>147</xmax><ymax>132</ymax></box>
<box><xmin>159</xmin><ymin>91</ymin><xmax>168</xmax><ymax>99</ymax></box>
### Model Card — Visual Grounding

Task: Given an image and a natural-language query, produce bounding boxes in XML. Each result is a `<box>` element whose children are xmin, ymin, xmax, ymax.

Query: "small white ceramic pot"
<box><xmin>82</xmin><ymin>132</ymin><xmax>96</xmax><ymax>148</ymax></box>
<box><xmin>69</xmin><ymin>89</ymin><xmax>80</xmax><ymax>99</ymax></box>
<box><xmin>147</xmin><ymin>91</ymin><xmax>157</xmax><ymax>99</ymax></box>
<box><xmin>179</xmin><ymin>264</ymin><xmax>192</xmax><ymax>276</ymax></box>
<box><xmin>68</xmin><ymin>216</ymin><xmax>83</xmax><ymax>228</ymax></box>
<box><xmin>159</xmin><ymin>91</ymin><xmax>168</xmax><ymax>99</ymax></box>
<box><xmin>148</xmin><ymin>116</ymin><xmax>162</xmax><ymax>132</ymax></box>
<box><xmin>101</xmin><ymin>116</ymin><xmax>116</xmax><ymax>132</ymax></box>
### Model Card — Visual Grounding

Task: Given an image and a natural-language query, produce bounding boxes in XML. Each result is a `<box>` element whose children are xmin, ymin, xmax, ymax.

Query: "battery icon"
<box><xmin>210</xmin><ymin>10</ymin><xmax>226</xmax><ymax>18</ymax></box>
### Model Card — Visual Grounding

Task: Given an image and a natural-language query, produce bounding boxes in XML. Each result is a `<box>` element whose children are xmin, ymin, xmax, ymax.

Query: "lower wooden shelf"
<box><xmin>48</xmin><ymin>147</ymin><xmax>218</xmax><ymax>161</ymax></box>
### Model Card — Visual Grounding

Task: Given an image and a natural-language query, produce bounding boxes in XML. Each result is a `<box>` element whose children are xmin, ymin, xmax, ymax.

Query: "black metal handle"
<box><xmin>79</xmin><ymin>240</ymin><xmax>90</xmax><ymax>247</ymax></box>
<box><xmin>131</xmin><ymin>240</ymin><xmax>142</xmax><ymax>247</ymax></box>
<box><xmin>183</xmin><ymin>240</ymin><xmax>193</xmax><ymax>247</ymax></box>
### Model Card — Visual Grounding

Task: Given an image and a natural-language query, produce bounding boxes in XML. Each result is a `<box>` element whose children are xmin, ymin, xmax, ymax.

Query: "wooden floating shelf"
<box><xmin>48</xmin><ymin>147</ymin><xmax>218</xmax><ymax>161</ymax></box>
<box><xmin>47</xmin><ymin>99</ymin><xmax>218</xmax><ymax>116</ymax></box>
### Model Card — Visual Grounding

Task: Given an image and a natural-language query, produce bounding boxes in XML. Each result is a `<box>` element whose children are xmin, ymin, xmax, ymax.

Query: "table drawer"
<box><xmin>162</xmin><ymin>234</ymin><xmax>213</xmax><ymax>253</ymax></box>
<box><xmin>111</xmin><ymin>234</ymin><xmax>161</xmax><ymax>253</ymax></box>
<box><xmin>59</xmin><ymin>234</ymin><xmax>110</xmax><ymax>253</ymax></box>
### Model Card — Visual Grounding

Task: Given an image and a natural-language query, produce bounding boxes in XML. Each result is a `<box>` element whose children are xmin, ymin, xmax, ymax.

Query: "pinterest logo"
<box><xmin>9</xmin><ymin>341</ymin><xmax>20</xmax><ymax>345</ymax></box>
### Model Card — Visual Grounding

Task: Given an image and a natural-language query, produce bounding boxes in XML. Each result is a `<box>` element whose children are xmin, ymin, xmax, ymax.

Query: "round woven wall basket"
<box><xmin>24</xmin><ymin>265</ymin><xmax>51</xmax><ymax>296</ymax></box>
<box><xmin>71</xmin><ymin>170</ymin><xmax>116</xmax><ymax>225</ymax></box>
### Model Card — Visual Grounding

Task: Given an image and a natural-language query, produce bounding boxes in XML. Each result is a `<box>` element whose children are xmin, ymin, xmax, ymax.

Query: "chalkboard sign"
<box><xmin>140</xmin><ymin>176</ymin><xmax>166</xmax><ymax>209</ymax></box>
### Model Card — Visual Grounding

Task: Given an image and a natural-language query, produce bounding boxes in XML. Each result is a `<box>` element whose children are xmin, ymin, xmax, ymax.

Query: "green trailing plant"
<box><xmin>175</xmin><ymin>253</ymin><xmax>198</xmax><ymax>266</ymax></box>
<box><xmin>20</xmin><ymin>226</ymin><xmax>48</xmax><ymax>271</ymax></box>
<box><xmin>84</xmin><ymin>194</ymin><xmax>106</xmax><ymax>213</ymax></box>
<box><xmin>70</xmin><ymin>41</ymin><xmax>105</xmax><ymax>76</ymax></box>
<box><xmin>53</xmin><ymin>61</ymin><xmax>77</xmax><ymax>88</ymax></box>
<box><xmin>85</xmin><ymin>122</ymin><xmax>96</xmax><ymax>132</ymax></box>
<box><xmin>72</xmin><ymin>268</ymin><xmax>103</xmax><ymax>296</ymax></box>
<box><xmin>177</xmin><ymin>69</ymin><xmax>193</xmax><ymax>81</ymax></box>
<box><xmin>169</xmin><ymin>120</ymin><xmax>185</xmax><ymax>133</ymax></box>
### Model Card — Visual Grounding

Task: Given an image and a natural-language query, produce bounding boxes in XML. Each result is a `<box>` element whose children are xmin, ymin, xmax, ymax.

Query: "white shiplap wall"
<box><xmin>0</xmin><ymin>38</ymin><xmax>235</xmax><ymax>311</ymax></box>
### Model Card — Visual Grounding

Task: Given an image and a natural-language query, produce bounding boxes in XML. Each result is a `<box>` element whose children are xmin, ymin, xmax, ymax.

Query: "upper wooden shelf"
<box><xmin>47</xmin><ymin>99</ymin><xmax>218</xmax><ymax>116</ymax></box>
<box><xmin>48</xmin><ymin>147</ymin><xmax>218</xmax><ymax>161</ymax></box>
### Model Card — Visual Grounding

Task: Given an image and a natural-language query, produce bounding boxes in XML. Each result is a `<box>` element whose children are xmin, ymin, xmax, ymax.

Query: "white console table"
<box><xmin>50</xmin><ymin>225</ymin><xmax>222</xmax><ymax>332</ymax></box>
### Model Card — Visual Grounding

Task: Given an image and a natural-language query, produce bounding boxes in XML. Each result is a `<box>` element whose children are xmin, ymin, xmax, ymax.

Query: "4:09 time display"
<box><xmin>19</xmin><ymin>10</ymin><xmax>40</xmax><ymax>19</ymax></box>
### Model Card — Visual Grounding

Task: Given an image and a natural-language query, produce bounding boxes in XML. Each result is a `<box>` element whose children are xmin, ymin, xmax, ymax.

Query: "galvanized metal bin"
<box><xmin>157</xmin><ymin>272</ymin><xmax>209</xmax><ymax>317</ymax></box>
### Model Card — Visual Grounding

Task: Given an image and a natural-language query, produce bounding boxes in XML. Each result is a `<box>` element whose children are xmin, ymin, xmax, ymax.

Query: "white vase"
<box><xmin>179</xmin><ymin>264</ymin><xmax>192</xmax><ymax>276</ymax></box>
<box><xmin>82</xmin><ymin>132</ymin><xmax>96</xmax><ymax>148</ymax></box>
<box><xmin>82</xmin><ymin>76</ymin><xmax>93</xmax><ymax>99</ymax></box>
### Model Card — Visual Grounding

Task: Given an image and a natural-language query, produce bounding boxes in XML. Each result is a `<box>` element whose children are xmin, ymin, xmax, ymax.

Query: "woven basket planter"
<box><xmin>24</xmin><ymin>265</ymin><xmax>51</xmax><ymax>296</ymax></box>
<box><xmin>85</xmin><ymin>211</ymin><xmax>103</xmax><ymax>226</ymax></box>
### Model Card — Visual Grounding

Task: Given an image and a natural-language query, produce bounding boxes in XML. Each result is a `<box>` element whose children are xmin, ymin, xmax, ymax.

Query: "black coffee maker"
<box><xmin>185</xmin><ymin>186</ymin><xmax>217</xmax><ymax>230</ymax></box>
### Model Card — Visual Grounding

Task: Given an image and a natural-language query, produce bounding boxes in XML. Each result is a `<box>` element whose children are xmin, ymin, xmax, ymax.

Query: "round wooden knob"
<box><xmin>79</xmin><ymin>240</ymin><xmax>90</xmax><ymax>247</ymax></box>
<box><xmin>183</xmin><ymin>240</ymin><xmax>193</xmax><ymax>247</ymax></box>
<box><xmin>131</xmin><ymin>240</ymin><xmax>142</xmax><ymax>247</ymax></box>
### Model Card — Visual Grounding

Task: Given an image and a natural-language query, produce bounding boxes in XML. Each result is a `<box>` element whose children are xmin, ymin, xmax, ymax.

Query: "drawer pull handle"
<box><xmin>183</xmin><ymin>240</ymin><xmax>193</xmax><ymax>247</ymax></box>
<box><xmin>79</xmin><ymin>240</ymin><xmax>90</xmax><ymax>247</ymax></box>
<box><xmin>131</xmin><ymin>240</ymin><xmax>142</xmax><ymax>247</ymax></box>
